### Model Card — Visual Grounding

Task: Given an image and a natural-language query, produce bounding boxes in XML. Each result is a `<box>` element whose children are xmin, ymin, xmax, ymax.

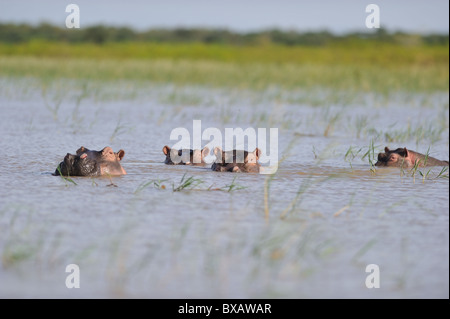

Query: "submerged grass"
<box><xmin>42</xmin><ymin>86</ymin><xmax>63</xmax><ymax>121</ymax></box>
<box><xmin>219</xmin><ymin>177</ymin><xmax>247</xmax><ymax>192</ymax></box>
<box><xmin>56</xmin><ymin>166</ymin><xmax>77</xmax><ymax>186</ymax></box>
<box><xmin>352</xmin><ymin>239</ymin><xmax>377</xmax><ymax>263</ymax></box>
<box><xmin>135</xmin><ymin>179</ymin><xmax>169</xmax><ymax>193</ymax></box>
<box><xmin>135</xmin><ymin>175</ymin><xmax>247</xmax><ymax>194</ymax></box>
<box><xmin>344</xmin><ymin>146</ymin><xmax>365</xmax><ymax>170</ymax></box>
<box><xmin>172</xmin><ymin>174</ymin><xmax>205</xmax><ymax>192</ymax></box>
<box><xmin>110</xmin><ymin>119</ymin><xmax>133</xmax><ymax>143</ymax></box>
<box><xmin>323</xmin><ymin>108</ymin><xmax>342</xmax><ymax>137</ymax></box>
<box><xmin>383</xmin><ymin>122</ymin><xmax>447</xmax><ymax>147</ymax></box>
<box><xmin>2</xmin><ymin>243</ymin><xmax>36</xmax><ymax>268</ymax></box>
<box><xmin>362</xmin><ymin>139</ymin><xmax>378</xmax><ymax>174</ymax></box>
<box><xmin>436</xmin><ymin>166</ymin><xmax>449</xmax><ymax>179</ymax></box>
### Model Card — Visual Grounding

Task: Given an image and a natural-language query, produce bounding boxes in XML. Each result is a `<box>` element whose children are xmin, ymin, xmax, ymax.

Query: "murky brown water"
<box><xmin>0</xmin><ymin>80</ymin><xmax>448</xmax><ymax>298</ymax></box>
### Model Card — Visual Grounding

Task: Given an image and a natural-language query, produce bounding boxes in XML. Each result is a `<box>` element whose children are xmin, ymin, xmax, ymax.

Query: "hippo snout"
<box><xmin>55</xmin><ymin>146</ymin><xmax>126</xmax><ymax>177</ymax></box>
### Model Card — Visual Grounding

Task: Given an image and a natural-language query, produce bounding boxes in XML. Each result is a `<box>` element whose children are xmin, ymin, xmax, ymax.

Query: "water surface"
<box><xmin>0</xmin><ymin>82</ymin><xmax>448</xmax><ymax>298</ymax></box>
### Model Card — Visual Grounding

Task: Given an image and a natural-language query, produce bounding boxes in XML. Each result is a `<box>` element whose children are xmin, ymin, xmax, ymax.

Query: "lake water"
<box><xmin>0</xmin><ymin>80</ymin><xmax>448</xmax><ymax>298</ymax></box>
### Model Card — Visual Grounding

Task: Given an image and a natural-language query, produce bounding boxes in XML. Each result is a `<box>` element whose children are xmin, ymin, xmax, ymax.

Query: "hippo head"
<box><xmin>375</xmin><ymin>147</ymin><xmax>412</xmax><ymax>167</ymax></box>
<box><xmin>55</xmin><ymin>146</ymin><xmax>126</xmax><ymax>176</ymax></box>
<box><xmin>212</xmin><ymin>147</ymin><xmax>261</xmax><ymax>173</ymax></box>
<box><xmin>162</xmin><ymin>145</ymin><xmax>210</xmax><ymax>165</ymax></box>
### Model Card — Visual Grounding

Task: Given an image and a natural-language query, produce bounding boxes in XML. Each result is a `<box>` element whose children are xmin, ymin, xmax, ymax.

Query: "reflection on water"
<box><xmin>0</xmin><ymin>83</ymin><xmax>448</xmax><ymax>298</ymax></box>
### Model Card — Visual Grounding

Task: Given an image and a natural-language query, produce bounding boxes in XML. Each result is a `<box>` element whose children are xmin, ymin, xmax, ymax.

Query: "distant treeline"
<box><xmin>0</xmin><ymin>23</ymin><xmax>448</xmax><ymax>46</ymax></box>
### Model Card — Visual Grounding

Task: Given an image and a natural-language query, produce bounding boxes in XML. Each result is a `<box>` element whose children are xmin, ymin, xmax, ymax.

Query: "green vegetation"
<box><xmin>0</xmin><ymin>24</ymin><xmax>448</xmax><ymax>93</ymax></box>
<box><xmin>1</xmin><ymin>38</ymin><xmax>448</xmax><ymax>66</ymax></box>
<box><xmin>1</xmin><ymin>23</ymin><xmax>448</xmax><ymax>46</ymax></box>
<box><xmin>436</xmin><ymin>166</ymin><xmax>449</xmax><ymax>179</ymax></box>
<box><xmin>2</xmin><ymin>243</ymin><xmax>36</xmax><ymax>268</ymax></box>
<box><xmin>0</xmin><ymin>54</ymin><xmax>447</xmax><ymax>93</ymax></box>
<box><xmin>172</xmin><ymin>174</ymin><xmax>204</xmax><ymax>192</ymax></box>
<box><xmin>135</xmin><ymin>179</ymin><xmax>169</xmax><ymax>193</ymax></box>
<box><xmin>362</xmin><ymin>139</ymin><xmax>378</xmax><ymax>173</ymax></box>
<box><xmin>134</xmin><ymin>175</ymin><xmax>246</xmax><ymax>193</ymax></box>
<box><xmin>56</xmin><ymin>166</ymin><xmax>78</xmax><ymax>186</ymax></box>
<box><xmin>219</xmin><ymin>177</ymin><xmax>247</xmax><ymax>192</ymax></box>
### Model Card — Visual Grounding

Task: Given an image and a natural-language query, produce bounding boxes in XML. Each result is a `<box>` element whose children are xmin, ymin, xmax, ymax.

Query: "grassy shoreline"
<box><xmin>0</xmin><ymin>41</ymin><xmax>448</xmax><ymax>93</ymax></box>
<box><xmin>0</xmin><ymin>41</ymin><xmax>448</xmax><ymax>64</ymax></box>
<box><xmin>1</xmin><ymin>56</ymin><xmax>448</xmax><ymax>93</ymax></box>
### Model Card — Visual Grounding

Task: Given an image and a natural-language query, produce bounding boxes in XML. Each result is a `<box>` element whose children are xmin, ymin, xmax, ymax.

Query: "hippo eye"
<box><xmin>388</xmin><ymin>156</ymin><xmax>396</xmax><ymax>162</ymax></box>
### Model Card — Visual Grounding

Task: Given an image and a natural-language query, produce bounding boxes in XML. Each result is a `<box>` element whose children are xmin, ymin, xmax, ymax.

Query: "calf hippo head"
<box><xmin>212</xmin><ymin>147</ymin><xmax>261</xmax><ymax>173</ymax></box>
<box><xmin>375</xmin><ymin>147</ymin><xmax>449</xmax><ymax>168</ymax></box>
<box><xmin>162</xmin><ymin>145</ymin><xmax>210</xmax><ymax>165</ymax></box>
<box><xmin>55</xmin><ymin>146</ymin><xmax>126</xmax><ymax>176</ymax></box>
<box><xmin>375</xmin><ymin>147</ymin><xmax>411</xmax><ymax>167</ymax></box>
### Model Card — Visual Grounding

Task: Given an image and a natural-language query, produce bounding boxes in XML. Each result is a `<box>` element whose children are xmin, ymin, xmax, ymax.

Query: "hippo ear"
<box><xmin>214</xmin><ymin>147</ymin><xmax>223</xmax><ymax>163</ymax></box>
<box><xmin>76</xmin><ymin>146</ymin><xmax>86</xmax><ymax>155</ymax></box>
<box><xmin>403</xmin><ymin>147</ymin><xmax>409</xmax><ymax>158</ymax></box>
<box><xmin>117</xmin><ymin>150</ymin><xmax>125</xmax><ymax>161</ymax></box>
<box><xmin>254</xmin><ymin>148</ymin><xmax>262</xmax><ymax>160</ymax></box>
<box><xmin>163</xmin><ymin>145</ymin><xmax>171</xmax><ymax>155</ymax></box>
<box><xmin>201</xmin><ymin>147</ymin><xmax>210</xmax><ymax>158</ymax></box>
<box><xmin>384</xmin><ymin>147</ymin><xmax>390</xmax><ymax>153</ymax></box>
<box><xmin>102</xmin><ymin>147</ymin><xmax>114</xmax><ymax>155</ymax></box>
<box><xmin>214</xmin><ymin>147</ymin><xmax>223</xmax><ymax>157</ymax></box>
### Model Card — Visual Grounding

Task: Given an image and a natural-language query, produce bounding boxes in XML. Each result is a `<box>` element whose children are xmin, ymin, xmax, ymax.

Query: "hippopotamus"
<box><xmin>54</xmin><ymin>146</ymin><xmax>126</xmax><ymax>176</ymax></box>
<box><xmin>375</xmin><ymin>147</ymin><xmax>449</xmax><ymax>168</ymax></box>
<box><xmin>162</xmin><ymin>145</ymin><xmax>210</xmax><ymax>165</ymax></box>
<box><xmin>212</xmin><ymin>147</ymin><xmax>261</xmax><ymax>173</ymax></box>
